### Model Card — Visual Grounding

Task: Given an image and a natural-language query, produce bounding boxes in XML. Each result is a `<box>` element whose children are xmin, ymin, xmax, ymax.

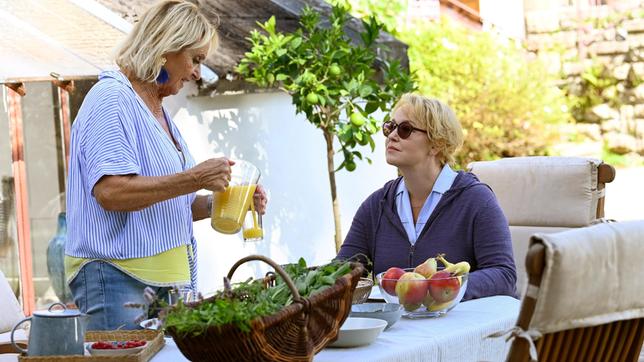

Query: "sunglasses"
<box><xmin>382</xmin><ymin>120</ymin><xmax>426</xmax><ymax>139</ymax></box>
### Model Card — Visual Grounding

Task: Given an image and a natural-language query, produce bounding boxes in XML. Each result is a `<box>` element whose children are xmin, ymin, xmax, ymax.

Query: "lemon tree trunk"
<box><xmin>323</xmin><ymin>130</ymin><xmax>343</xmax><ymax>252</ymax></box>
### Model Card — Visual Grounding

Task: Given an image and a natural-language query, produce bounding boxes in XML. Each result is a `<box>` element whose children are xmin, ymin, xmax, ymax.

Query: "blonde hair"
<box><xmin>115</xmin><ymin>0</ymin><xmax>218</xmax><ymax>82</ymax></box>
<box><xmin>392</xmin><ymin>94</ymin><xmax>464</xmax><ymax>166</ymax></box>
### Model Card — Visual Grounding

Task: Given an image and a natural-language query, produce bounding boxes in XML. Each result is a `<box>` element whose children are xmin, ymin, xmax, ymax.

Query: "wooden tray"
<box><xmin>19</xmin><ymin>330</ymin><xmax>164</xmax><ymax>362</ymax></box>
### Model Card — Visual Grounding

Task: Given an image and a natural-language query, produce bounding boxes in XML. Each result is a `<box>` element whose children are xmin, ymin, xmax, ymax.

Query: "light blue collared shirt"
<box><xmin>395</xmin><ymin>164</ymin><xmax>458</xmax><ymax>245</ymax></box>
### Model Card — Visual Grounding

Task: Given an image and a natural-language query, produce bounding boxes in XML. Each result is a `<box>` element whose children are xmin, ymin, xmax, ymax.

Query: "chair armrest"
<box><xmin>0</xmin><ymin>342</ymin><xmax>25</xmax><ymax>354</ymax></box>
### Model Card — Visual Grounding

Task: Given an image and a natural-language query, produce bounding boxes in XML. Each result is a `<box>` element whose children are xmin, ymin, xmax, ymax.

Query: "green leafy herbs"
<box><xmin>164</xmin><ymin>259</ymin><xmax>353</xmax><ymax>336</ymax></box>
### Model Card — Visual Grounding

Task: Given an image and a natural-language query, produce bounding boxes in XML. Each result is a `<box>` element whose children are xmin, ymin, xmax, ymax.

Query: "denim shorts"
<box><xmin>68</xmin><ymin>260</ymin><xmax>169</xmax><ymax>330</ymax></box>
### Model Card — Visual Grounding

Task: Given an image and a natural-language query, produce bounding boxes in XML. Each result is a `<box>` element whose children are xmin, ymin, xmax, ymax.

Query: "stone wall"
<box><xmin>525</xmin><ymin>3</ymin><xmax>644</xmax><ymax>157</ymax></box>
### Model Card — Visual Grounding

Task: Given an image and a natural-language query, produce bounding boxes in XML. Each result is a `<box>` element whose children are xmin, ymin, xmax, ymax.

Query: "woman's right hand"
<box><xmin>189</xmin><ymin>158</ymin><xmax>234</xmax><ymax>192</ymax></box>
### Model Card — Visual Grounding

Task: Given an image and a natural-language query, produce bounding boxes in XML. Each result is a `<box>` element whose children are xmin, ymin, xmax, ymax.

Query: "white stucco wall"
<box><xmin>480</xmin><ymin>0</ymin><xmax>526</xmax><ymax>40</ymax></box>
<box><xmin>165</xmin><ymin>86</ymin><xmax>397</xmax><ymax>294</ymax></box>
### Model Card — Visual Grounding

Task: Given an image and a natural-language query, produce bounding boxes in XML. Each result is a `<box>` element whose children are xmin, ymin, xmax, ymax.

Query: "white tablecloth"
<box><xmin>152</xmin><ymin>295</ymin><xmax>520</xmax><ymax>362</ymax></box>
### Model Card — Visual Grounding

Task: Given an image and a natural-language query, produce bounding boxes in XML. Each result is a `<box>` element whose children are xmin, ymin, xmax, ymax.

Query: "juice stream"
<box><xmin>243</xmin><ymin>200</ymin><xmax>263</xmax><ymax>239</ymax></box>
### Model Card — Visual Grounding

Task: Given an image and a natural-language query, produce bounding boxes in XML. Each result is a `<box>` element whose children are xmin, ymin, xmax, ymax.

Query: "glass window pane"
<box><xmin>20</xmin><ymin>81</ymin><xmax>67</xmax><ymax>308</ymax></box>
<box><xmin>0</xmin><ymin>87</ymin><xmax>21</xmax><ymax>299</ymax></box>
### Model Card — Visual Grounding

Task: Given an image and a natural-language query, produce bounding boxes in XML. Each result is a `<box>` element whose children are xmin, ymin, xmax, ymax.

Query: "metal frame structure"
<box><xmin>5</xmin><ymin>83</ymin><xmax>35</xmax><ymax>315</ymax></box>
<box><xmin>2</xmin><ymin>80</ymin><xmax>73</xmax><ymax>315</ymax></box>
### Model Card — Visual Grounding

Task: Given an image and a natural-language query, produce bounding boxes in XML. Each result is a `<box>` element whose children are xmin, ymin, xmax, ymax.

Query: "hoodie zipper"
<box><xmin>408</xmin><ymin>244</ymin><xmax>416</xmax><ymax>268</ymax></box>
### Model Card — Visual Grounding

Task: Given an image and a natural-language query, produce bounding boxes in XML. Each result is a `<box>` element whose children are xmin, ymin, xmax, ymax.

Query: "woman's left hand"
<box><xmin>253</xmin><ymin>185</ymin><xmax>268</xmax><ymax>214</ymax></box>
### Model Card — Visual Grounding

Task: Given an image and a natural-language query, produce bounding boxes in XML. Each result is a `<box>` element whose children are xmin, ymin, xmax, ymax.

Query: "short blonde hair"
<box><xmin>115</xmin><ymin>0</ymin><xmax>218</xmax><ymax>82</ymax></box>
<box><xmin>392</xmin><ymin>94</ymin><xmax>464</xmax><ymax>165</ymax></box>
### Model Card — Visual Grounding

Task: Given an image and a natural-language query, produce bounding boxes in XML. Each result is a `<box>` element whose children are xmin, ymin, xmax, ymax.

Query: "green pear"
<box><xmin>413</xmin><ymin>257</ymin><xmax>437</xmax><ymax>278</ymax></box>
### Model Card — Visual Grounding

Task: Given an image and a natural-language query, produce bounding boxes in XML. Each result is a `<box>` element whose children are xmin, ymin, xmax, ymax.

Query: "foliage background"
<box><xmin>346</xmin><ymin>0</ymin><xmax>572</xmax><ymax>168</ymax></box>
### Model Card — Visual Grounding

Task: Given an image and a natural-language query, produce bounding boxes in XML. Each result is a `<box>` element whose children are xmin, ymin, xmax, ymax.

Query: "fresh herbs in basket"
<box><xmin>163</xmin><ymin>258</ymin><xmax>353</xmax><ymax>337</ymax></box>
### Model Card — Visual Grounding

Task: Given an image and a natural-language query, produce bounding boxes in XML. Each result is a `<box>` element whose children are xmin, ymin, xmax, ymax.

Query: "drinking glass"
<box><xmin>242</xmin><ymin>206</ymin><xmax>263</xmax><ymax>242</ymax></box>
<box><xmin>167</xmin><ymin>286</ymin><xmax>196</xmax><ymax>306</ymax></box>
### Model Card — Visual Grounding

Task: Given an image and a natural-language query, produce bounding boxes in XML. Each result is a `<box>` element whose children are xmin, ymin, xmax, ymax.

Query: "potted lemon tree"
<box><xmin>237</xmin><ymin>3</ymin><xmax>415</xmax><ymax>251</ymax></box>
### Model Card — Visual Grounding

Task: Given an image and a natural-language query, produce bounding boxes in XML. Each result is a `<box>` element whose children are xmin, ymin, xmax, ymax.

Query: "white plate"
<box><xmin>327</xmin><ymin>317</ymin><xmax>387</xmax><ymax>348</ymax></box>
<box><xmin>140</xmin><ymin>317</ymin><xmax>162</xmax><ymax>330</ymax></box>
<box><xmin>86</xmin><ymin>342</ymin><xmax>146</xmax><ymax>356</ymax></box>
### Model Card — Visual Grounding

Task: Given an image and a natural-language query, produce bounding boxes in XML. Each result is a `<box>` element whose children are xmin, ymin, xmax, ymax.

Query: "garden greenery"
<box><xmin>237</xmin><ymin>3</ymin><xmax>415</xmax><ymax>251</ymax></box>
<box><xmin>349</xmin><ymin>0</ymin><xmax>571</xmax><ymax>166</ymax></box>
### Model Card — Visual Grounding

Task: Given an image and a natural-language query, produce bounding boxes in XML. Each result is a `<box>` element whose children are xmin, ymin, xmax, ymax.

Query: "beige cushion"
<box><xmin>468</xmin><ymin>157</ymin><xmax>602</xmax><ymax>227</ymax></box>
<box><xmin>510</xmin><ymin>225</ymin><xmax>571</xmax><ymax>298</ymax></box>
<box><xmin>528</xmin><ymin>221</ymin><xmax>644</xmax><ymax>334</ymax></box>
<box><xmin>0</xmin><ymin>271</ymin><xmax>24</xmax><ymax>334</ymax></box>
<box><xmin>0</xmin><ymin>329</ymin><xmax>26</xmax><ymax>345</ymax></box>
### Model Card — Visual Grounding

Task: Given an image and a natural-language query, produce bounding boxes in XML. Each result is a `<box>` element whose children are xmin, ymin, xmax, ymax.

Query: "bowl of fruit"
<box><xmin>375</xmin><ymin>254</ymin><xmax>469</xmax><ymax>318</ymax></box>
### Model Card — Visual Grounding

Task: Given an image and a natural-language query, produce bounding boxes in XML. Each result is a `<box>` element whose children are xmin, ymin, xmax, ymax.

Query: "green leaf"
<box><xmin>290</xmin><ymin>37</ymin><xmax>302</xmax><ymax>49</ymax></box>
<box><xmin>264</xmin><ymin>16</ymin><xmax>277</xmax><ymax>35</ymax></box>
<box><xmin>359</xmin><ymin>85</ymin><xmax>373</xmax><ymax>98</ymax></box>
<box><xmin>365</xmin><ymin>101</ymin><xmax>379</xmax><ymax>114</ymax></box>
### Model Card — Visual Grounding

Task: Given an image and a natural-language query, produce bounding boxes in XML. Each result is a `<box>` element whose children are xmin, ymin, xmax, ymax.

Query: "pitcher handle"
<box><xmin>48</xmin><ymin>302</ymin><xmax>67</xmax><ymax>312</ymax></box>
<box><xmin>10</xmin><ymin>317</ymin><xmax>30</xmax><ymax>354</ymax></box>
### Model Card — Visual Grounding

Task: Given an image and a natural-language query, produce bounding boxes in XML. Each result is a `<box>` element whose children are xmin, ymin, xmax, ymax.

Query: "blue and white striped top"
<box><xmin>65</xmin><ymin>70</ymin><xmax>197</xmax><ymax>263</ymax></box>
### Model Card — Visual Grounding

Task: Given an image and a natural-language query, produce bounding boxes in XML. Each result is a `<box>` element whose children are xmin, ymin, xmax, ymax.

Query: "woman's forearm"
<box><xmin>191</xmin><ymin>194</ymin><xmax>211</xmax><ymax>221</ymax></box>
<box><xmin>94</xmin><ymin>172</ymin><xmax>200</xmax><ymax>212</ymax></box>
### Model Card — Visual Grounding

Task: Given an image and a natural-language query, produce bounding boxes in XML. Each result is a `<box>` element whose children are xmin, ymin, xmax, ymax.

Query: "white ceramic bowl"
<box><xmin>328</xmin><ymin>317</ymin><xmax>387</xmax><ymax>348</ymax></box>
<box><xmin>350</xmin><ymin>303</ymin><xmax>403</xmax><ymax>330</ymax></box>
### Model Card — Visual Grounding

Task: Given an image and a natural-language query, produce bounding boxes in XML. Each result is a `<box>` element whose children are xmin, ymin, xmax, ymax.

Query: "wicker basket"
<box><xmin>166</xmin><ymin>255</ymin><xmax>364</xmax><ymax>362</ymax></box>
<box><xmin>351</xmin><ymin>277</ymin><xmax>374</xmax><ymax>304</ymax></box>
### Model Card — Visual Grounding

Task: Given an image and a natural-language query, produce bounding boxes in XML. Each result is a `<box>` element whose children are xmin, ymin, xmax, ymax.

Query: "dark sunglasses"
<box><xmin>382</xmin><ymin>120</ymin><xmax>426</xmax><ymax>139</ymax></box>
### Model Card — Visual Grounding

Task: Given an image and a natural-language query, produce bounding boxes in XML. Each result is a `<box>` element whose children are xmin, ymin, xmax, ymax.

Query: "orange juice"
<box><xmin>211</xmin><ymin>184</ymin><xmax>256</xmax><ymax>234</ymax></box>
<box><xmin>242</xmin><ymin>194</ymin><xmax>263</xmax><ymax>241</ymax></box>
<box><xmin>242</xmin><ymin>227</ymin><xmax>263</xmax><ymax>239</ymax></box>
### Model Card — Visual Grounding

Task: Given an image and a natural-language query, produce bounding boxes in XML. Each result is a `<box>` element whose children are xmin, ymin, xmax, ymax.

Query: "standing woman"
<box><xmin>65</xmin><ymin>0</ymin><xmax>267</xmax><ymax>330</ymax></box>
<box><xmin>337</xmin><ymin>93</ymin><xmax>516</xmax><ymax>300</ymax></box>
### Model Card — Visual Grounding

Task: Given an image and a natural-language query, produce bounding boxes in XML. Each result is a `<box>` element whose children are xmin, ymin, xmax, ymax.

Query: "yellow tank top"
<box><xmin>65</xmin><ymin>245</ymin><xmax>190</xmax><ymax>287</ymax></box>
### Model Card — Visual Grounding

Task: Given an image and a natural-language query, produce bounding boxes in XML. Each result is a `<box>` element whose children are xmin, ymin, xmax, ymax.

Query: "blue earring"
<box><xmin>157</xmin><ymin>67</ymin><xmax>169</xmax><ymax>84</ymax></box>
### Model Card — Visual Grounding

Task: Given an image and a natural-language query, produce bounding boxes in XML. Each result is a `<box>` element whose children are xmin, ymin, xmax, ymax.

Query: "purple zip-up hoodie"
<box><xmin>337</xmin><ymin>171</ymin><xmax>517</xmax><ymax>300</ymax></box>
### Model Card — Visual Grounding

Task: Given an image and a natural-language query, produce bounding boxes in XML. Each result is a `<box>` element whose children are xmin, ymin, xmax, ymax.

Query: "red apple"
<box><xmin>381</xmin><ymin>267</ymin><xmax>406</xmax><ymax>296</ymax></box>
<box><xmin>395</xmin><ymin>272</ymin><xmax>428</xmax><ymax>306</ymax></box>
<box><xmin>428</xmin><ymin>271</ymin><xmax>461</xmax><ymax>303</ymax></box>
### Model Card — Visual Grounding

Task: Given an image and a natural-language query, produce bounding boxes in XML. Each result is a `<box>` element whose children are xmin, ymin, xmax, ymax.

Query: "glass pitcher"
<box><xmin>211</xmin><ymin>160</ymin><xmax>261</xmax><ymax>234</ymax></box>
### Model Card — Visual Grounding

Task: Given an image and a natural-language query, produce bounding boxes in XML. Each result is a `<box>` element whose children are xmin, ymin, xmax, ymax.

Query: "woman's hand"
<box><xmin>188</xmin><ymin>158</ymin><xmax>234</xmax><ymax>192</ymax></box>
<box><xmin>254</xmin><ymin>184</ymin><xmax>268</xmax><ymax>214</ymax></box>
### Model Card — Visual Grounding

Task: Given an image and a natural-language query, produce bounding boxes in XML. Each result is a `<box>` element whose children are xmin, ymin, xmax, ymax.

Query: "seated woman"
<box><xmin>337</xmin><ymin>93</ymin><xmax>516</xmax><ymax>300</ymax></box>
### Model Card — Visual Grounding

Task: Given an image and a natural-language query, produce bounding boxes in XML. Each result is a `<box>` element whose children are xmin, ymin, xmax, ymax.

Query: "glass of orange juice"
<box><xmin>211</xmin><ymin>160</ymin><xmax>260</xmax><ymax>234</ymax></box>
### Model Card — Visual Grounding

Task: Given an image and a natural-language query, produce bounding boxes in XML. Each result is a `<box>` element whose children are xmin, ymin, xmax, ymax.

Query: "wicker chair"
<box><xmin>468</xmin><ymin>156</ymin><xmax>616</xmax><ymax>296</ymax></box>
<box><xmin>503</xmin><ymin>221</ymin><xmax>644</xmax><ymax>361</ymax></box>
